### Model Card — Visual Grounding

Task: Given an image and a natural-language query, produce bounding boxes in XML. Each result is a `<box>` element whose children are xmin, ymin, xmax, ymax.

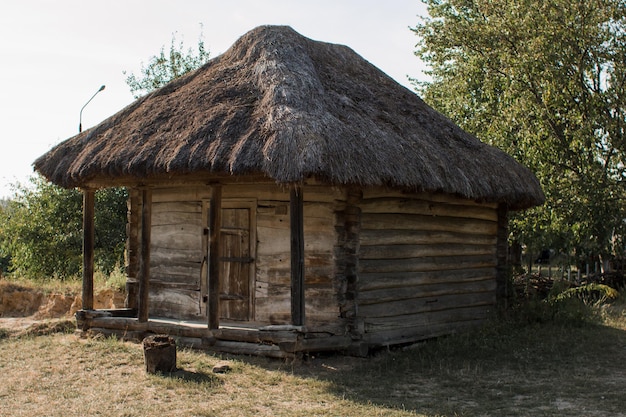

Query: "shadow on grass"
<box><xmin>233</xmin><ymin>321</ymin><xmax>626</xmax><ymax>417</ymax></box>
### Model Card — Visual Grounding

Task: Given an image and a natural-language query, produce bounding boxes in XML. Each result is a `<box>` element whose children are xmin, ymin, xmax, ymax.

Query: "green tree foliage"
<box><xmin>0</xmin><ymin>29</ymin><xmax>212</xmax><ymax>280</ymax></box>
<box><xmin>412</xmin><ymin>0</ymin><xmax>626</xmax><ymax>264</ymax></box>
<box><xmin>0</xmin><ymin>177</ymin><xmax>127</xmax><ymax>279</ymax></box>
<box><xmin>124</xmin><ymin>29</ymin><xmax>210</xmax><ymax>99</ymax></box>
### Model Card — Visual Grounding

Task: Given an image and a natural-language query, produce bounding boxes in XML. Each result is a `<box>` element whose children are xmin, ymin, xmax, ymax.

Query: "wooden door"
<box><xmin>219</xmin><ymin>207</ymin><xmax>253</xmax><ymax>321</ymax></box>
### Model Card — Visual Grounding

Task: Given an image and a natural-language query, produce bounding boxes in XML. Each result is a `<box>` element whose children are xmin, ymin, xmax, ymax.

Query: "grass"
<box><xmin>0</xmin><ymin>265</ymin><xmax>126</xmax><ymax>295</ymax></box>
<box><xmin>1</xmin><ymin>297</ymin><xmax>626</xmax><ymax>417</ymax></box>
<box><xmin>1</xmin><ymin>275</ymin><xmax>625</xmax><ymax>416</ymax></box>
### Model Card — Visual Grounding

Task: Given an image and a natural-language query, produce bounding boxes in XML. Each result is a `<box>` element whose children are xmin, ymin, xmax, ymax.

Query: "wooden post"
<box><xmin>495</xmin><ymin>204</ymin><xmax>509</xmax><ymax>308</ymax></box>
<box><xmin>138</xmin><ymin>188</ymin><xmax>152</xmax><ymax>323</ymax></box>
<box><xmin>82</xmin><ymin>188</ymin><xmax>95</xmax><ymax>310</ymax></box>
<box><xmin>344</xmin><ymin>187</ymin><xmax>362</xmax><ymax>337</ymax></box>
<box><xmin>208</xmin><ymin>184</ymin><xmax>222</xmax><ymax>330</ymax></box>
<box><xmin>125</xmin><ymin>188</ymin><xmax>141</xmax><ymax>310</ymax></box>
<box><xmin>290</xmin><ymin>186</ymin><xmax>305</xmax><ymax>326</ymax></box>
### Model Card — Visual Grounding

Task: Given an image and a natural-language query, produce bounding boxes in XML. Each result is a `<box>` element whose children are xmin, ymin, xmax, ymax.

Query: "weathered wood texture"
<box><xmin>125</xmin><ymin>189</ymin><xmax>141</xmax><ymax>309</ymax></box>
<box><xmin>138</xmin><ymin>189</ymin><xmax>152</xmax><ymax>322</ymax></box>
<box><xmin>208</xmin><ymin>185</ymin><xmax>222</xmax><ymax>329</ymax></box>
<box><xmin>149</xmin><ymin>196</ymin><xmax>204</xmax><ymax>320</ymax></box>
<box><xmin>143</xmin><ymin>334</ymin><xmax>177</xmax><ymax>374</ymax></box>
<box><xmin>127</xmin><ymin>182</ymin><xmax>346</xmax><ymax>329</ymax></box>
<box><xmin>495</xmin><ymin>204</ymin><xmax>509</xmax><ymax>305</ymax></box>
<box><xmin>290</xmin><ymin>187</ymin><xmax>305</xmax><ymax>325</ymax></box>
<box><xmin>82</xmin><ymin>188</ymin><xmax>95</xmax><ymax>310</ymax></box>
<box><xmin>254</xmin><ymin>186</ymin><xmax>344</xmax><ymax>327</ymax></box>
<box><xmin>357</xmin><ymin>190</ymin><xmax>498</xmax><ymax>345</ymax></box>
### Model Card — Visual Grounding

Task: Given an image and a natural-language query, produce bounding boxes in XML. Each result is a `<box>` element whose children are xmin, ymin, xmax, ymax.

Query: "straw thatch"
<box><xmin>34</xmin><ymin>25</ymin><xmax>544</xmax><ymax>209</ymax></box>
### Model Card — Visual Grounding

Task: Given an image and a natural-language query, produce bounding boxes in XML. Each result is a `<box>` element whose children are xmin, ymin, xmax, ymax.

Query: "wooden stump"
<box><xmin>143</xmin><ymin>334</ymin><xmax>176</xmax><ymax>374</ymax></box>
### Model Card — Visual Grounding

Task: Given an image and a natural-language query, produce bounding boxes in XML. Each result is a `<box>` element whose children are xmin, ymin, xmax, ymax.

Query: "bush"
<box><xmin>509</xmin><ymin>275</ymin><xmax>620</xmax><ymax>326</ymax></box>
<box><xmin>0</xmin><ymin>176</ymin><xmax>127</xmax><ymax>280</ymax></box>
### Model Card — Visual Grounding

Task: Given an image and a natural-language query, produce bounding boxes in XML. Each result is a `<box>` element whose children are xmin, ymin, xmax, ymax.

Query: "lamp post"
<box><xmin>79</xmin><ymin>85</ymin><xmax>105</xmax><ymax>133</ymax></box>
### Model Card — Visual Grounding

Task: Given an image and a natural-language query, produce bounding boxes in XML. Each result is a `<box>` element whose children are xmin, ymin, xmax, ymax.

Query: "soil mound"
<box><xmin>0</xmin><ymin>281</ymin><xmax>125</xmax><ymax>319</ymax></box>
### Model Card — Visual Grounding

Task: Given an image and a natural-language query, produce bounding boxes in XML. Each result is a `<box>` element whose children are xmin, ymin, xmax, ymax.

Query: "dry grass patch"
<box><xmin>0</xmin><ymin>332</ymin><xmax>408</xmax><ymax>417</ymax></box>
<box><xmin>1</xmin><ymin>297</ymin><xmax>625</xmax><ymax>416</ymax></box>
<box><xmin>0</xmin><ymin>319</ymin><xmax>625</xmax><ymax>416</ymax></box>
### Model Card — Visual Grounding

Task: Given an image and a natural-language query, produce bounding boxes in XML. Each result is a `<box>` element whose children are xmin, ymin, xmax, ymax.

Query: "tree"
<box><xmin>0</xmin><ymin>177</ymin><xmax>127</xmax><ymax>279</ymax></box>
<box><xmin>412</xmin><ymin>0</ymin><xmax>626</xmax><ymax>267</ymax></box>
<box><xmin>0</xmin><ymin>29</ymin><xmax>212</xmax><ymax>280</ymax></box>
<box><xmin>124</xmin><ymin>28</ymin><xmax>210</xmax><ymax>98</ymax></box>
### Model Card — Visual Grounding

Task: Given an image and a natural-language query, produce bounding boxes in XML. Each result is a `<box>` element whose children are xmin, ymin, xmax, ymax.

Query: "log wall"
<box><xmin>244</xmin><ymin>183</ymin><xmax>344</xmax><ymax>327</ymax></box>
<box><xmin>357</xmin><ymin>189</ymin><xmax>499</xmax><ymax>346</ymax></box>
<box><xmin>127</xmin><ymin>181</ymin><xmax>347</xmax><ymax>330</ymax></box>
<box><xmin>149</xmin><ymin>198</ymin><xmax>204</xmax><ymax>319</ymax></box>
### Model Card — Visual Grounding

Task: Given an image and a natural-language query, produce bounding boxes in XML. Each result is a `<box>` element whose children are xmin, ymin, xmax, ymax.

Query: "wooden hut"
<box><xmin>34</xmin><ymin>25</ymin><xmax>544</xmax><ymax>358</ymax></box>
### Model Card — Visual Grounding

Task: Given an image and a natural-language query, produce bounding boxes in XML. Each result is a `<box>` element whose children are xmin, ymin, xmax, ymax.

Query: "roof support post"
<box><xmin>496</xmin><ymin>204</ymin><xmax>509</xmax><ymax>310</ymax></box>
<box><xmin>81</xmin><ymin>188</ymin><xmax>95</xmax><ymax>310</ymax></box>
<box><xmin>208</xmin><ymin>183</ymin><xmax>222</xmax><ymax>330</ymax></box>
<box><xmin>138</xmin><ymin>188</ymin><xmax>152</xmax><ymax>322</ymax></box>
<box><xmin>290</xmin><ymin>185</ymin><xmax>305</xmax><ymax>326</ymax></box>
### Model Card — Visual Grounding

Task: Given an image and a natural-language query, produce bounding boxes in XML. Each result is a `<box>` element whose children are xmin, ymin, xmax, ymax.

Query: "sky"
<box><xmin>0</xmin><ymin>0</ymin><xmax>429</xmax><ymax>199</ymax></box>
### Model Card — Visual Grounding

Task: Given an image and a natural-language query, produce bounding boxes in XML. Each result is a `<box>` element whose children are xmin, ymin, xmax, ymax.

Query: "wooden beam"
<box><xmin>495</xmin><ymin>204</ymin><xmax>509</xmax><ymax>307</ymax></box>
<box><xmin>138</xmin><ymin>188</ymin><xmax>152</xmax><ymax>322</ymax></box>
<box><xmin>290</xmin><ymin>186</ymin><xmax>305</xmax><ymax>326</ymax></box>
<box><xmin>208</xmin><ymin>184</ymin><xmax>222</xmax><ymax>330</ymax></box>
<box><xmin>82</xmin><ymin>188</ymin><xmax>95</xmax><ymax>310</ymax></box>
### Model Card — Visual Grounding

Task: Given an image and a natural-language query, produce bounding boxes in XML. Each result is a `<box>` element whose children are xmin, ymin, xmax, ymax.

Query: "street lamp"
<box><xmin>79</xmin><ymin>85</ymin><xmax>106</xmax><ymax>133</ymax></box>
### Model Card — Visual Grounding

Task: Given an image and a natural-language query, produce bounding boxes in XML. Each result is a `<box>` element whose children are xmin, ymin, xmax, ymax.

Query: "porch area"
<box><xmin>75</xmin><ymin>309</ymin><xmax>358</xmax><ymax>359</ymax></box>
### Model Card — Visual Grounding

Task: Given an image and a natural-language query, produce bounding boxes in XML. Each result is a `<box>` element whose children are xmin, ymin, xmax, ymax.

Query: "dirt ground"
<box><xmin>0</xmin><ymin>281</ymin><xmax>124</xmax><ymax>336</ymax></box>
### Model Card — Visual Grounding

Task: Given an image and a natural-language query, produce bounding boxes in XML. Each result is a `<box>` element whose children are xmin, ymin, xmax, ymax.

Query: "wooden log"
<box><xmin>150</xmin><ymin>224</ymin><xmax>202</xmax><ymax>250</ymax></box>
<box><xmin>126</xmin><ymin>188</ymin><xmax>141</xmax><ymax>283</ymax></box>
<box><xmin>88</xmin><ymin>317</ymin><xmax>210</xmax><ymax>338</ymax></box>
<box><xmin>150</xmin><ymin>247</ymin><xmax>203</xmax><ymax>265</ymax></box>
<box><xmin>362</xmin><ymin>319</ymin><xmax>485</xmax><ymax>348</ymax></box>
<box><xmin>496</xmin><ymin>204</ymin><xmax>509</xmax><ymax>305</ymax></box>
<box><xmin>358</xmin><ymin>291</ymin><xmax>495</xmax><ymax>318</ymax></box>
<box><xmin>88</xmin><ymin>317</ymin><xmax>148</xmax><ymax>332</ymax></box>
<box><xmin>363</xmin><ymin>305</ymin><xmax>491</xmax><ymax>332</ymax></box>
<box><xmin>359</xmin><ymin>243</ymin><xmax>494</xmax><ymax>260</ymax></box>
<box><xmin>343</xmin><ymin>187</ymin><xmax>362</xmax><ymax>332</ymax></box>
<box><xmin>361</xmin><ymin>188</ymin><xmax>498</xmax><ymax>209</ymax></box>
<box><xmin>360</xmin><ymin>229</ymin><xmax>496</xmax><ymax>246</ymax></box>
<box><xmin>125</xmin><ymin>279</ymin><xmax>139</xmax><ymax>310</ymax></box>
<box><xmin>290</xmin><ymin>186</ymin><xmax>305</xmax><ymax>326</ymax></box>
<box><xmin>82</xmin><ymin>188</ymin><xmax>95</xmax><ymax>310</ymax></box>
<box><xmin>358</xmin><ymin>268</ymin><xmax>496</xmax><ymax>291</ymax></box>
<box><xmin>151</xmin><ymin>201</ymin><xmax>202</xmax><ymax>215</ymax></box>
<box><xmin>208</xmin><ymin>184</ymin><xmax>222</xmax><ymax>329</ymax></box>
<box><xmin>143</xmin><ymin>334</ymin><xmax>177</xmax><ymax>374</ymax></box>
<box><xmin>279</xmin><ymin>335</ymin><xmax>354</xmax><ymax>353</ymax></box>
<box><xmin>173</xmin><ymin>336</ymin><xmax>205</xmax><ymax>349</ymax></box>
<box><xmin>150</xmin><ymin>264</ymin><xmax>201</xmax><ymax>285</ymax></box>
<box><xmin>148</xmin><ymin>286</ymin><xmax>202</xmax><ymax>320</ymax></box>
<box><xmin>222</xmin><ymin>329</ymin><xmax>299</xmax><ymax>345</ymax></box>
<box><xmin>359</xmin><ymin>197</ymin><xmax>498</xmax><ymax>221</ymax></box>
<box><xmin>207</xmin><ymin>340</ymin><xmax>293</xmax><ymax>359</ymax></box>
<box><xmin>148</xmin><ymin>280</ymin><xmax>200</xmax><ymax>290</ymax></box>
<box><xmin>359</xmin><ymin>254</ymin><xmax>497</xmax><ymax>274</ymax></box>
<box><xmin>138</xmin><ymin>188</ymin><xmax>152</xmax><ymax>322</ymax></box>
<box><xmin>361</xmin><ymin>213</ymin><xmax>497</xmax><ymax>235</ymax></box>
<box><xmin>358</xmin><ymin>279</ymin><xmax>496</xmax><ymax>305</ymax></box>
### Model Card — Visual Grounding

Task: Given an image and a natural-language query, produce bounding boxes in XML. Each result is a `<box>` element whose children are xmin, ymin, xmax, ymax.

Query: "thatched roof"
<box><xmin>34</xmin><ymin>25</ymin><xmax>544</xmax><ymax>209</ymax></box>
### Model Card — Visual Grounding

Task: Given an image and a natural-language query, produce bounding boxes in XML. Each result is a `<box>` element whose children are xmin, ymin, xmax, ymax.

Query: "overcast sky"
<box><xmin>0</xmin><ymin>0</ymin><xmax>429</xmax><ymax>198</ymax></box>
